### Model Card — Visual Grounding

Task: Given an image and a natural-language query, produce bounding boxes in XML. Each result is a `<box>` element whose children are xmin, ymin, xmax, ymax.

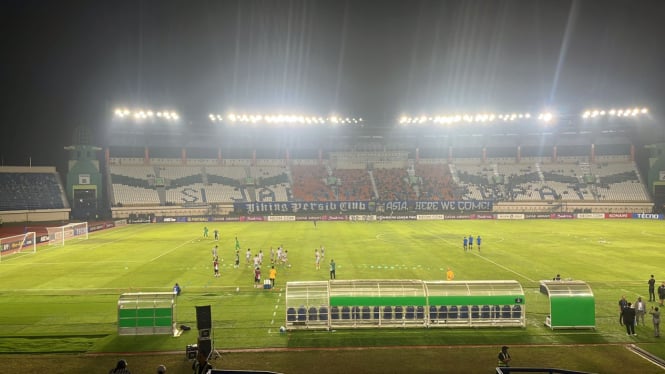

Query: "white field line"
<box><xmin>423</xmin><ymin>227</ymin><xmax>535</xmax><ymax>282</ymax></box>
<box><xmin>149</xmin><ymin>238</ymin><xmax>197</xmax><ymax>262</ymax></box>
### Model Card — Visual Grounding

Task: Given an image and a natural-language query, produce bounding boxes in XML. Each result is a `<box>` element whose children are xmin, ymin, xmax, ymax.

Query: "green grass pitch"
<box><xmin>1</xmin><ymin>219</ymin><xmax>664</xmax><ymax>373</ymax></box>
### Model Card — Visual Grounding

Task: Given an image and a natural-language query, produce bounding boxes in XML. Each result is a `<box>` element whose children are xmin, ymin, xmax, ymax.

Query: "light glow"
<box><xmin>206</xmin><ymin>112</ymin><xmax>363</xmax><ymax>126</ymax></box>
<box><xmin>113</xmin><ymin>107</ymin><xmax>180</xmax><ymax>122</ymax></box>
<box><xmin>581</xmin><ymin>106</ymin><xmax>649</xmax><ymax>120</ymax></box>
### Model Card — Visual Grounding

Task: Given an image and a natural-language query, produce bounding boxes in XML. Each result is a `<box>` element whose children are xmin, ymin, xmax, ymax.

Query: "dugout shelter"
<box><xmin>425</xmin><ymin>280</ymin><xmax>525</xmax><ymax>327</ymax></box>
<box><xmin>285</xmin><ymin>281</ymin><xmax>330</xmax><ymax>330</ymax></box>
<box><xmin>327</xmin><ymin>279</ymin><xmax>428</xmax><ymax>328</ymax></box>
<box><xmin>285</xmin><ymin>279</ymin><xmax>526</xmax><ymax>330</ymax></box>
<box><xmin>540</xmin><ymin>280</ymin><xmax>595</xmax><ymax>329</ymax></box>
<box><xmin>117</xmin><ymin>292</ymin><xmax>177</xmax><ymax>336</ymax></box>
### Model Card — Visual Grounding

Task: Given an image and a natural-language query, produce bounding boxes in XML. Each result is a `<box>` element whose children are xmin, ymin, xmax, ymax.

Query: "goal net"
<box><xmin>0</xmin><ymin>232</ymin><xmax>36</xmax><ymax>262</ymax></box>
<box><xmin>46</xmin><ymin>222</ymin><xmax>89</xmax><ymax>246</ymax></box>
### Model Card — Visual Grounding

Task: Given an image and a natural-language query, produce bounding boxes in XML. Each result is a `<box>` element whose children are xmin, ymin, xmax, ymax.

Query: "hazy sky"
<box><xmin>1</xmin><ymin>0</ymin><xmax>664</xmax><ymax>166</ymax></box>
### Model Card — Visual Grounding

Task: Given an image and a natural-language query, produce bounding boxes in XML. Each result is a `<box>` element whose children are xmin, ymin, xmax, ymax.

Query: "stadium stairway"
<box><xmin>246</xmin><ymin>186</ymin><xmax>256</xmax><ymax>202</ymax></box>
<box><xmin>201</xmin><ymin>167</ymin><xmax>209</xmax><ymax>184</ymax></box>
<box><xmin>368</xmin><ymin>170</ymin><xmax>379</xmax><ymax>199</ymax></box>
<box><xmin>157</xmin><ymin>186</ymin><xmax>167</xmax><ymax>205</ymax></box>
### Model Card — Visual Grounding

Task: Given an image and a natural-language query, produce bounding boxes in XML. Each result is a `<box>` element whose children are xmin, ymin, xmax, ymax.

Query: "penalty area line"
<box><xmin>149</xmin><ymin>238</ymin><xmax>198</xmax><ymax>262</ymax></box>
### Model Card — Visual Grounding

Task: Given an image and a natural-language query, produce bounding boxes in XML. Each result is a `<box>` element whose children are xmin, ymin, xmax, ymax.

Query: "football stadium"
<box><xmin>3</xmin><ymin>109</ymin><xmax>665</xmax><ymax>373</ymax></box>
<box><xmin>3</xmin><ymin>1</ymin><xmax>665</xmax><ymax>374</ymax></box>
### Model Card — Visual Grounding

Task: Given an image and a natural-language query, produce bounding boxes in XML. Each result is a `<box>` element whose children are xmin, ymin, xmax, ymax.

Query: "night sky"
<box><xmin>2</xmin><ymin>0</ymin><xmax>664</xmax><ymax>167</ymax></box>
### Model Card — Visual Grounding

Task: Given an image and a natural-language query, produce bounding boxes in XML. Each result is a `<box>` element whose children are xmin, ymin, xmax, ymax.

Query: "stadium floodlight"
<box><xmin>581</xmin><ymin>106</ymin><xmax>648</xmax><ymax>120</ymax></box>
<box><xmin>538</xmin><ymin>112</ymin><xmax>554</xmax><ymax>122</ymax></box>
<box><xmin>398</xmin><ymin>110</ymin><xmax>539</xmax><ymax>126</ymax></box>
<box><xmin>206</xmin><ymin>112</ymin><xmax>362</xmax><ymax>126</ymax></box>
<box><xmin>113</xmin><ymin>107</ymin><xmax>180</xmax><ymax>123</ymax></box>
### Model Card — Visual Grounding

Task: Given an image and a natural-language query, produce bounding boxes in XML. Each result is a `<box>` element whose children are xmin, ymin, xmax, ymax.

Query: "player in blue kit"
<box><xmin>468</xmin><ymin>235</ymin><xmax>474</xmax><ymax>250</ymax></box>
<box><xmin>463</xmin><ymin>237</ymin><xmax>468</xmax><ymax>251</ymax></box>
<box><xmin>476</xmin><ymin>235</ymin><xmax>482</xmax><ymax>252</ymax></box>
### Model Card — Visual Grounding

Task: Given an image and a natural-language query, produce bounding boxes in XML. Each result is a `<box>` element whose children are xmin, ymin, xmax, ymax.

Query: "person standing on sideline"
<box><xmin>622</xmin><ymin>302</ymin><xmax>637</xmax><ymax>336</ymax></box>
<box><xmin>635</xmin><ymin>297</ymin><xmax>646</xmax><ymax>326</ymax></box>
<box><xmin>619</xmin><ymin>296</ymin><xmax>628</xmax><ymax>324</ymax></box>
<box><xmin>497</xmin><ymin>346</ymin><xmax>511</xmax><ymax>367</ymax></box>
<box><xmin>446</xmin><ymin>268</ymin><xmax>455</xmax><ymax>281</ymax></box>
<box><xmin>192</xmin><ymin>350</ymin><xmax>212</xmax><ymax>374</ymax></box>
<box><xmin>329</xmin><ymin>259</ymin><xmax>336</xmax><ymax>279</ymax></box>
<box><xmin>648</xmin><ymin>275</ymin><xmax>656</xmax><ymax>302</ymax></box>
<box><xmin>109</xmin><ymin>359</ymin><xmax>131</xmax><ymax>374</ymax></box>
<box><xmin>658</xmin><ymin>282</ymin><xmax>665</xmax><ymax>306</ymax></box>
<box><xmin>269</xmin><ymin>265</ymin><xmax>277</xmax><ymax>289</ymax></box>
<box><xmin>649</xmin><ymin>306</ymin><xmax>661</xmax><ymax>337</ymax></box>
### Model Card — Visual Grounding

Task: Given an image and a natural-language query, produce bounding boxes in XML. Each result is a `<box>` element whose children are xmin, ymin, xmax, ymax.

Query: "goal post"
<box><xmin>0</xmin><ymin>232</ymin><xmax>36</xmax><ymax>262</ymax></box>
<box><xmin>46</xmin><ymin>222</ymin><xmax>89</xmax><ymax>246</ymax></box>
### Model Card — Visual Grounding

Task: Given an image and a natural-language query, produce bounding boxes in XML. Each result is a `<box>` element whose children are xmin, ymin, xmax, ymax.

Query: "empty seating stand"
<box><xmin>0</xmin><ymin>172</ymin><xmax>66</xmax><ymax>211</ymax></box>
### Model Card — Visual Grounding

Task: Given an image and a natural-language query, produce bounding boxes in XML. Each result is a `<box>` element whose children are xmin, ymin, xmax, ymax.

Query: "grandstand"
<box><xmin>105</xmin><ymin>149</ymin><xmax>654</xmax><ymax>218</ymax></box>
<box><xmin>0</xmin><ymin>145</ymin><xmax>656</xmax><ymax>225</ymax></box>
<box><xmin>0</xmin><ymin>166</ymin><xmax>70</xmax><ymax>223</ymax></box>
<box><xmin>1</xmin><ymin>105</ymin><xmax>662</xmax><ymax>224</ymax></box>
